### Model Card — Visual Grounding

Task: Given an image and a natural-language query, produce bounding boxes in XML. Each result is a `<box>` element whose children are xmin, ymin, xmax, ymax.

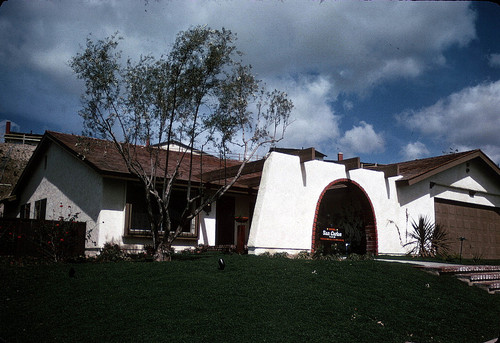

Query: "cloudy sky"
<box><xmin>1</xmin><ymin>0</ymin><xmax>499</xmax><ymax>164</ymax></box>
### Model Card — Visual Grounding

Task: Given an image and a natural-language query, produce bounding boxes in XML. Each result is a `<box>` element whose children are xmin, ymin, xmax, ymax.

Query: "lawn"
<box><xmin>1</xmin><ymin>254</ymin><xmax>499</xmax><ymax>343</ymax></box>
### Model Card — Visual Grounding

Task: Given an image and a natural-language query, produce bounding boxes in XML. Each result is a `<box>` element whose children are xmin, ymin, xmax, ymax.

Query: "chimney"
<box><xmin>5</xmin><ymin>121</ymin><xmax>11</xmax><ymax>134</ymax></box>
<box><xmin>337</xmin><ymin>152</ymin><xmax>343</xmax><ymax>161</ymax></box>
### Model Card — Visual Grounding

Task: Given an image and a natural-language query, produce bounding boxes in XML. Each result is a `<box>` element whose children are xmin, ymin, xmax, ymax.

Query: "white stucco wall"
<box><xmin>393</xmin><ymin>159</ymin><xmax>500</xmax><ymax>253</ymax></box>
<box><xmin>248</xmin><ymin>152</ymin><xmax>349</xmax><ymax>254</ymax></box>
<box><xmin>16</xmin><ymin>141</ymin><xmax>267</xmax><ymax>253</ymax></box>
<box><xmin>198</xmin><ymin>207</ymin><xmax>217</xmax><ymax>246</ymax></box>
<box><xmin>347</xmin><ymin>168</ymin><xmax>402</xmax><ymax>254</ymax></box>
<box><xmin>248</xmin><ymin>153</ymin><xmax>407</xmax><ymax>255</ymax></box>
<box><xmin>429</xmin><ymin>159</ymin><xmax>500</xmax><ymax>207</ymax></box>
<box><xmin>19</xmin><ymin>141</ymin><xmax>498</xmax><ymax>256</ymax></box>
<box><xmin>17</xmin><ymin>142</ymin><xmax>103</xmax><ymax>250</ymax></box>
<box><xmin>397</xmin><ymin>160</ymin><xmax>500</xmax><ymax>223</ymax></box>
<box><xmin>248</xmin><ymin>152</ymin><xmax>500</xmax><ymax>256</ymax></box>
<box><xmin>98</xmin><ymin>178</ymin><xmax>127</xmax><ymax>246</ymax></box>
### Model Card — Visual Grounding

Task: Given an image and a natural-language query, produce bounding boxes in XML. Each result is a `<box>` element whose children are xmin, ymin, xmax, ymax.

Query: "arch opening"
<box><xmin>312</xmin><ymin>179</ymin><xmax>377</xmax><ymax>255</ymax></box>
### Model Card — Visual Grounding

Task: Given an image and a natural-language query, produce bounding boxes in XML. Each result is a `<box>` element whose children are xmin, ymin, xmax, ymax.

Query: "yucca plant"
<box><xmin>430</xmin><ymin>222</ymin><xmax>450</xmax><ymax>256</ymax></box>
<box><xmin>404</xmin><ymin>215</ymin><xmax>449</xmax><ymax>257</ymax></box>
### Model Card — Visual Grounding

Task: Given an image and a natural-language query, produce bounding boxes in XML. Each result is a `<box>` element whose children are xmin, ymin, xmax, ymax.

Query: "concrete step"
<box><xmin>456</xmin><ymin>273</ymin><xmax>500</xmax><ymax>283</ymax></box>
<box><xmin>489</xmin><ymin>282</ymin><xmax>500</xmax><ymax>292</ymax></box>
<box><xmin>455</xmin><ymin>274</ymin><xmax>500</xmax><ymax>294</ymax></box>
<box><xmin>418</xmin><ymin>265</ymin><xmax>500</xmax><ymax>294</ymax></box>
<box><xmin>437</xmin><ymin>265</ymin><xmax>500</xmax><ymax>275</ymax></box>
<box><xmin>471</xmin><ymin>281</ymin><xmax>500</xmax><ymax>295</ymax></box>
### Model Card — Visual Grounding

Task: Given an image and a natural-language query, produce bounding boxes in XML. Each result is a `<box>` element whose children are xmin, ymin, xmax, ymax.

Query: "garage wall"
<box><xmin>435</xmin><ymin>198</ymin><xmax>500</xmax><ymax>259</ymax></box>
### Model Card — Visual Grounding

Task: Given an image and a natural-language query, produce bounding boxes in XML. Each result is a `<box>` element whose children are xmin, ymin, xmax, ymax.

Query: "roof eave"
<box><xmin>397</xmin><ymin>150</ymin><xmax>499</xmax><ymax>187</ymax></box>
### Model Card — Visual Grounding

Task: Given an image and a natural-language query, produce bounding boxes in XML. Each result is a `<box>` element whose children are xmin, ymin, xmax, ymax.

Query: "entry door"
<box><xmin>216</xmin><ymin>196</ymin><xmax>235</xmax><ymax>245</ymax></box>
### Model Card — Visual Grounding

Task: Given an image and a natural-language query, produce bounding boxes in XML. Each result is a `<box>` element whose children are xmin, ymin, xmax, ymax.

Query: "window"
<box><xmin>34</xmin><ymin>199</ymin><xmax>47</xmax><ymax>220</ymax></box>
<box><xmin>20</xmin><ymin>203</ymin><xmax>31</xmax><ymax>219</ymax></box>
<box><xmin>124</xmin><ymin>182</ymin><xmax>197</xmax><ymax>238</ymax></box>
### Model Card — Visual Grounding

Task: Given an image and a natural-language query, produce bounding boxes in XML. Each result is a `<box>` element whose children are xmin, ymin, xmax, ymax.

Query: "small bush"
<box><xmin>143</xmin><ymin>245</ymin><xmax>155</xmax><ymax>256</ymax></box>
<box><xmin>295</xmin><ymin>250</ymin><xmax>311</xmax><ymax>260</ymax></box>
<box><xmin>96</xmin><ymin>243</ymin><xmax>124</xmax><ymax>262</ymax></box>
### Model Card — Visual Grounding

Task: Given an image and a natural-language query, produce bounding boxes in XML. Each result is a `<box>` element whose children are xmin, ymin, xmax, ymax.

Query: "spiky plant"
<box><xmin>404</xmin><ymin>216</ymin><xmax>449</xmax><ymax>257</ymax></box>
<box><xmin>430</xmin><ymin>222</ymin><xmax>450</xmax><ymax>257</ymax></box>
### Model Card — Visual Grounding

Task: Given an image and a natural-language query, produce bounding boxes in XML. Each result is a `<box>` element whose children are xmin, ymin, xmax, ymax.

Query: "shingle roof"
<box><xmin>386</xmin><ymin>149</ymin><xmax>500</xmax><ymax>186</ymax></box>
<box><xmin>12</xmin><ymin>131</ymin><xmax>262</xmax><ymax>196</ymax></box>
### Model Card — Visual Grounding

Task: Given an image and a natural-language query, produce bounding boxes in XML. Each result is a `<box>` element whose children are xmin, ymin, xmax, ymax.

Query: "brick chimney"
<box><xmin>337</xmin><ymin>152</ymin><xmax>343</xmax><ymax>161</ymax></box>
<box><xmin>5</xmin><ymin>121</ymin><xmax>11</xmax><ymax>134</ymax></box>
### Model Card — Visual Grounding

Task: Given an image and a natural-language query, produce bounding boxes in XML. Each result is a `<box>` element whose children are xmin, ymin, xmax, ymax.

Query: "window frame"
<box><xmin>20</xmin><ymin>203</ymin><xmax>31</xmax><ymax>219</ymax></box>
<box><xmin>34</xmin><ymin>198</ymin><xmax>47</xmax><ymax>220</ymax></box>
<box><xmin>123</xmin><ymin>182</ymin><xmax>198</xmax><ymax>240</ymax></box>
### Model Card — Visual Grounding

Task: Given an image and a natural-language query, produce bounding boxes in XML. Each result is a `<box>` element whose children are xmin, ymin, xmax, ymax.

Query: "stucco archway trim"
<box><xmin>311</xmin><ymin>178</ymin><xmax>378</xmax><ymax>255</ymax></box>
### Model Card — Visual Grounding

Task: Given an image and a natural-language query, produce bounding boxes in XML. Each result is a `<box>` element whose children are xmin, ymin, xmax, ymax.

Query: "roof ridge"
<box><xmin>398</xmin><ymin>149</ymin><xmax>479</xmax><ymax>165</ymax></box>
<box><xmin>395</xmin><ymin>149</ymin><xmax>500</xmax><ymax>186</ymax></box>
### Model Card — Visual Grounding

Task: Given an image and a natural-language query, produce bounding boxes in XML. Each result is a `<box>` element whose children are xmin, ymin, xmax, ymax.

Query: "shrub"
<box><xmin>96</xmin><ymin>243</ymin><xmax>124</xmax><ymax>262</ymax></box>
<box><xmin>295</xmin><ymin>250</ymin><xmax>311</xmax><ymax>260</ymax></box>
<box><xmin>30</xmin><ymin>206</ymin><xmax>83</xmax><ymax>262</ymax></box>
<box><xmin>272</xmin><ymin>252</ymin><xmax>289</xmax><ymax>259</ymax></box>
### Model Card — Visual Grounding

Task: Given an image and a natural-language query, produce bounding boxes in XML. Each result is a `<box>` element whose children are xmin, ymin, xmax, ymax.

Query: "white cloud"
<box><xmin>401</xmin><ymin>141</ymin><xmax>430</xmax><ymax>160</ymax></box>
<box><xmin>0</xmin><ymin>1</ymin><xmax>477</xmax><ymax>96</ymax></box>
<box><xmin>343</xmin><ymin>100</ymin><xmax>354</xmax><ymax>111</ymax></box>
<box><xmin>398</xmin><ymin>80</ymin><xmax>500</xmax><ymax>144</ymax></box>
<box><xmin>398</xmin><ymin>80</ymin><xmax>500</xmax><ymax>163</ymax></box>
<box><xmin>339</xmin><ymin>121</ymin><xmax>385</xmax><ymax>155</ymax></box>
<box><xmin>489</xmin><ymin>53</ymin><xmax>500</xmax><ymax>68</ymax></box>
<box><xmin>276</xmin><ymin>76</ymin><xmax>341</xmax><ymax>149</ymax></box>
<box><xmin>0</xmin><ymin>1</ymin><xmax>481</xmax><ymax>153</ymax></box>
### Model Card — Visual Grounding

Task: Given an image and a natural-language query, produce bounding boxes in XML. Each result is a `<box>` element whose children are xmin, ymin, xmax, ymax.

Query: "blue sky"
<box><xmin>1</xmin><ymin>1</ymin><xmax>499</xmax><ymax>164</ymax></box>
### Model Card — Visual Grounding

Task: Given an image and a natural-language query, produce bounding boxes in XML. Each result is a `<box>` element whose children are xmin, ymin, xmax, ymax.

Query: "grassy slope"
<box><xmin>1</xmin><ymin>255</ymin><xmax>499</xmax><ymax>343</ymax></box>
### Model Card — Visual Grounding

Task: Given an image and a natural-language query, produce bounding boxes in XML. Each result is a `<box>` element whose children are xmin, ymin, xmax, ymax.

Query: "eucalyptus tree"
<box><xmin>71</xmin><ymin>26</ymin><xmax>292</xmax><ymax>260</ymax></box>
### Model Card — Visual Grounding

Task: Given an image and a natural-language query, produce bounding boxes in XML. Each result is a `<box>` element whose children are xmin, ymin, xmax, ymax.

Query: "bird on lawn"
<box><xmin>218</xmin><ymin>258</ymin><xmax>225</xmax><ymax>270</ymax></box>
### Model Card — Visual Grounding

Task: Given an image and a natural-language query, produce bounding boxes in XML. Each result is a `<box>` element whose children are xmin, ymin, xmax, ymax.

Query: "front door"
<box><xmin>216</xmin><ymin>196</ymin><xmax>235</xmax><ymax>245</ymax></box>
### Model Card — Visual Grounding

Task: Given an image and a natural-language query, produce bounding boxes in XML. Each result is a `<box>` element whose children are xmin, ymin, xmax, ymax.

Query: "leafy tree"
<box><xmin>70</xmin><ymin>26</ymin><xmax>293</xmax><ymax>260</ymax></box>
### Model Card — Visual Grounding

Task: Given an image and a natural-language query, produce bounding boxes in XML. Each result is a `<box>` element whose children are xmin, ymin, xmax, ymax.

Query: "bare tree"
<box><xmin>70</xmin><ymin>26</ymin><xmax>293</xmax><ymax>260</ymax></box>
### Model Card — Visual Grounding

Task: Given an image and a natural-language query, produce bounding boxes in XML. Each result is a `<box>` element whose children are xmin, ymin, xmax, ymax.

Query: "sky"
<box><xmin>1</xmin><ymin>0</ymin><xmax>499</xmax><ymax>165</ymax></box>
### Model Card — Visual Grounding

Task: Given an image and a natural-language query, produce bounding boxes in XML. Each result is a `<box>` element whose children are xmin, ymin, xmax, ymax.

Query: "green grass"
<box><xmin>1</xmin><ymin>254</ymin><xmax>499</xmax><ymax>343</ymax></box>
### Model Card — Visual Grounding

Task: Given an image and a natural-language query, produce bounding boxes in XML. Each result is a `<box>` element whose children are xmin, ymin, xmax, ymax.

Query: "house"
<box><xmin>248</xmin><ymin>149</ymin><xmax>500</xmax><ymax>259</ymax></box>
<box><xmin>3</xmin><ymin>121</ymin><xmax>43</xmax><ymax>146</ymax></box>
<box><xmin>5</xmin><ymin>129</ymin><xmax>500</xmax><ymax>259</ymax></box>
<box><xmin>0</xmin><ymin>121</ymin><xmax>39</xmax><ymax>215</ymax></box>
<box><xmin>4</xmin><ymin>131</ymin><xmax>261</xmax><ymax>254</ymax></box>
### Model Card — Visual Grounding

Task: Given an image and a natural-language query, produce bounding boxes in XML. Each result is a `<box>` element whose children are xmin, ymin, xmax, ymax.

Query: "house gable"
<box><xmin>12</xmin><ymin>138</ymin><xmax>104</xmax><ymax>247</ymax></box>
<box><xmin>393</xmin><ymin>150</ymin><xmax>500</xmax><ymax>187</ymax></box>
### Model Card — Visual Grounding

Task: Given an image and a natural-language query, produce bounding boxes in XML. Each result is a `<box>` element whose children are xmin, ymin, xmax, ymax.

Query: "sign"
<box><xmin>320</xmin><ymin>228</ymin><xmax>345</xmax><ymax>242</ymax></box>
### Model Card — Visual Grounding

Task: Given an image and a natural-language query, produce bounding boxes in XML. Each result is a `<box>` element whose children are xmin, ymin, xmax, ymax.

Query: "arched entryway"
<box><xmin>311</xmin><ymin>179</ymin><xmax>378</xmax><ymax>255</ymax></box>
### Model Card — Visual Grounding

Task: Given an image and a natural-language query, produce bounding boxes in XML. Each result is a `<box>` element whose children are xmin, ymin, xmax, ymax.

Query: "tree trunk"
<box><xmin>154</xmin><ymin>242</ymin><xmax>173</xmax><ymax>261</ymax></box>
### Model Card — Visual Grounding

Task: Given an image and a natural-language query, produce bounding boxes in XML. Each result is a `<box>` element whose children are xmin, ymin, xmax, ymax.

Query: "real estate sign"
<box><xmin>320</xmin><ymin>228</ymin><xmax>345</xmax><ymax>242</ymax></box>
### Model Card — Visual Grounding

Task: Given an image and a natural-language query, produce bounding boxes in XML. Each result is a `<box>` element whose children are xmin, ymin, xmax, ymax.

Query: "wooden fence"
<box><xmin>0</xmin><ymin>218</ymin><xmax>86</xmax><ymax>260</ymax></box>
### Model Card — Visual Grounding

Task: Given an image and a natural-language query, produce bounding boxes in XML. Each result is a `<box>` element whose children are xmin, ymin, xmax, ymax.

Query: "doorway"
<box><xmin>216</xmin><ymin>196</ymin><xmax>235</xmax><ymax>245</ymax></box>
<box><xmin>312</xmin><ymin>179</ymin><xmax>377</xmax><ymax>255</ymax></box>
